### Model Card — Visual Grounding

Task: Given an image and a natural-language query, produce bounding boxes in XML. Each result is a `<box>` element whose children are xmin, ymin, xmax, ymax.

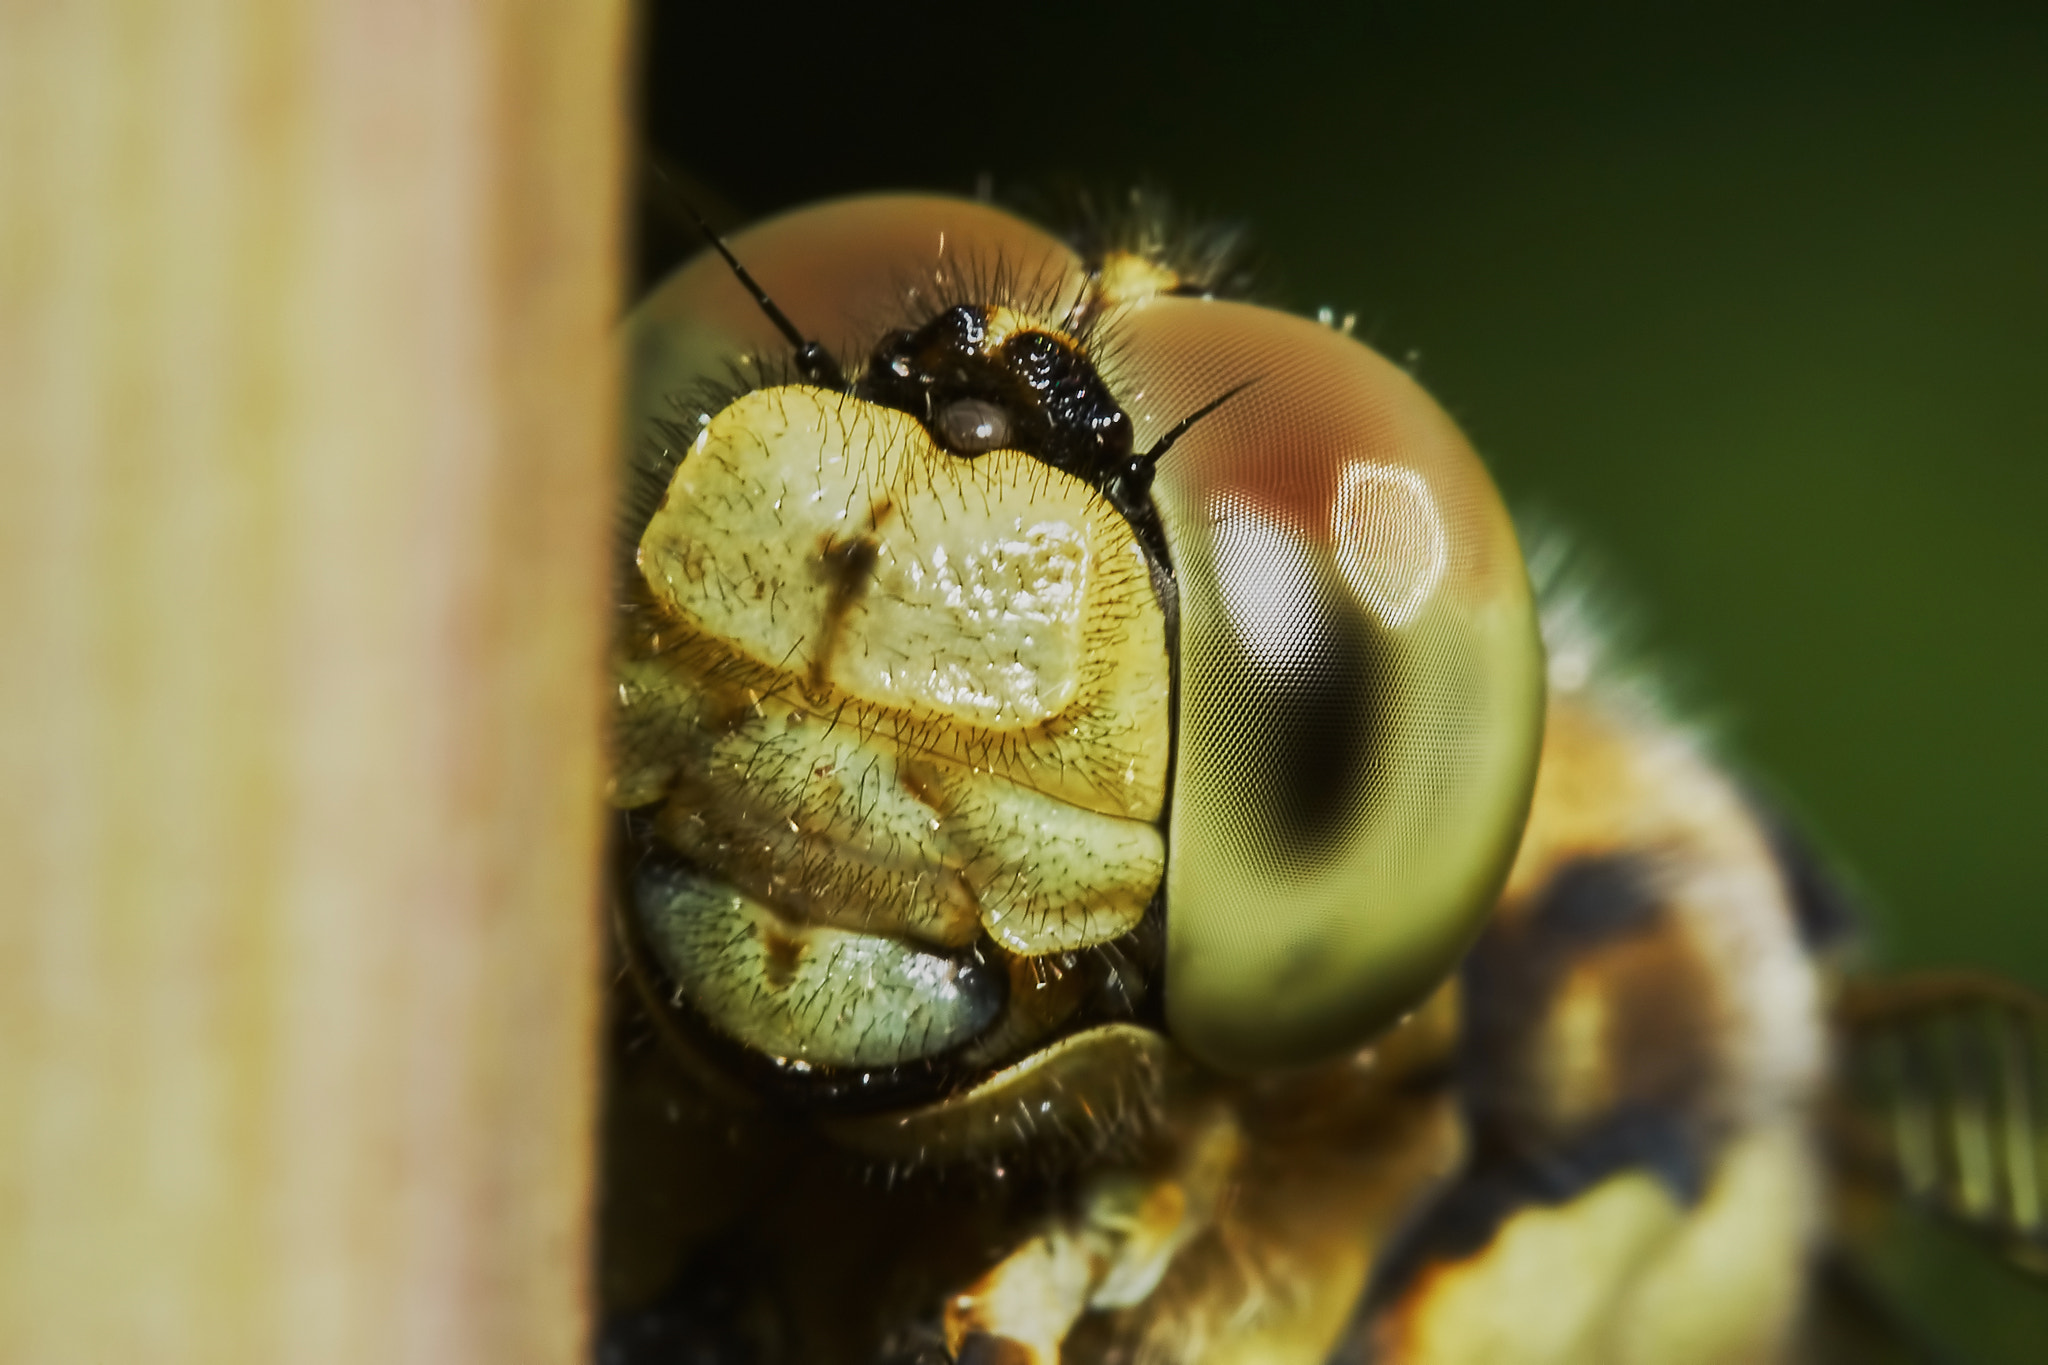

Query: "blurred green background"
<box><xmin>644</xmin><ymin>2</ymin><xmax>2046</xmax><ymax>1355</ymax></box>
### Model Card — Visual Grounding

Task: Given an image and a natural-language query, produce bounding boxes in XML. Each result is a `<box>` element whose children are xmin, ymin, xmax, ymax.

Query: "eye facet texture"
<box><xmin>1112</xmin><ymin>301</ymin><xmax>1544</xmax><ymax>1072</ymax></box>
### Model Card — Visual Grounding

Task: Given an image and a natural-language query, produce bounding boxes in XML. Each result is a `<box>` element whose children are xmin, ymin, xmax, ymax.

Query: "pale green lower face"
<box><xmin>634</xmin><ymin>858</ymin><xmax>1003</xmax><ymax>1068</ymax></box>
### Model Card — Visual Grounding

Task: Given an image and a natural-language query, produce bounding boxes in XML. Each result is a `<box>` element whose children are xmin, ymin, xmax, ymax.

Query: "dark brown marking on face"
<box><xmin>759</xmin><ymin>924</ymin><xmax>805</xmax><ymax>991</ymax></box>
<box><xmin>894</xmin><ymin>758</ymin><xmax>944</xmax><ymax>813</ymax></box>
<box><xmin>806</xmin><ymin>499</ymin><xmax>893</xmax><ymax>701</ymax></box>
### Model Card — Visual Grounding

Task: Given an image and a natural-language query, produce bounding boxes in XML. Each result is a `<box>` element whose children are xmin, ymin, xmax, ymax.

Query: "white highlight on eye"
<box><xmin>1330</xmin><ymin>460</ymin><xmax>1447</xmax><ymax>628</ymax></box>
<box><xmin>1208</xmin><ymin>492</ymin><xmax>1321</xmax><ymax>669</ymax></box>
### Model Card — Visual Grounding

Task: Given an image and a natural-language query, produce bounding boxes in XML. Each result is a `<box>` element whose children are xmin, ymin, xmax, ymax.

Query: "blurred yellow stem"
<box><xmin>0</xmin><ymin>4</ymin><xmax>627</xmax><ymax>1361</ymax></box>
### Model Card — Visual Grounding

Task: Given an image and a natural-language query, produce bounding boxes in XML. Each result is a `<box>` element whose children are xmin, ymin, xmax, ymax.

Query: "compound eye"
<box><xmin>933</xmin><ymin>397</ymin><xmax>1012</xmax><ymax>455</ymax></box>
<box><xmin>1110</xmin><ymin>298</ymin><xmax>1546</xmax><ymax>1074</ymax></box>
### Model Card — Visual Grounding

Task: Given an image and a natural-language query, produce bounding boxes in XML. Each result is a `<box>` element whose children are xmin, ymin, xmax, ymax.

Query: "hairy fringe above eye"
<box><xmin>1516</xmin><ymin>508</ymin><xmax>1714</xmax><ymax>741</ymax></box>
<box><xmin>1520</xmin><ymin>510</ymin><xmax>1864</xmax><ymax>932</ymax></box>
<box><xmin>849</xmin><ymin>241</ymin><xmax>1149</xmax><ymax>408</ymax></box>
<box><xmin>876</xmin><ymin>243</ymin><xmax>1097</xmax><ymax>335</ymax></box>
<box><xmin>1000</xmin><ymin>181</ymin><xmax>1263</xmax><ymax>302</ymax></box>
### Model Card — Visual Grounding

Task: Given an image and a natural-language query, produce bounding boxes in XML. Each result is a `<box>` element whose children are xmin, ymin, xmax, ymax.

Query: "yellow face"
<box><xmin>620</xmin><ymin>386</ymin><xmax>1171</xmax><ymax>1073</ymax></box>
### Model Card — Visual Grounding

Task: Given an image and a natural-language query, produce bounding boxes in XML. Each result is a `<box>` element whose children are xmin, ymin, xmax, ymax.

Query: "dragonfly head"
<box><xmin>613</xmin><ymin>196</ymin><xmax>1543</xmax><ymax>1150</ymax></box>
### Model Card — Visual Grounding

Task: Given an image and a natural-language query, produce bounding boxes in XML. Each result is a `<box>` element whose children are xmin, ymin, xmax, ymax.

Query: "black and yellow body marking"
<box><xmin>1347</xmin><ymin>615</ymin><xmax>1828</xmax><ymax>1364</ymax></box>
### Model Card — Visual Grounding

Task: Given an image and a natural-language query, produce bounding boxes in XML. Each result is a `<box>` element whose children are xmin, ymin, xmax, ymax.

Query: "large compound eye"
<box><xmin>1108</xmin><ymin>300</ymin><xmax>1544</xmax><ymax>1074</ymax></box>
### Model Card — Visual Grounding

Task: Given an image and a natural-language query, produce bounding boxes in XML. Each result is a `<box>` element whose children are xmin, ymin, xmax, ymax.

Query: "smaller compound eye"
<box><xmin>934</xmin><ymin>397</ymin><xmax>1012</xmax><ymax>455</ymax></box>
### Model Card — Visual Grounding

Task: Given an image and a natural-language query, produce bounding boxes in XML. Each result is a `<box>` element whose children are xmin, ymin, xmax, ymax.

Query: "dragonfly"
<box><xmin>595</xmin><ymin>185</ymin><xmax>2048</xmax><ymax>1364</ymax></box>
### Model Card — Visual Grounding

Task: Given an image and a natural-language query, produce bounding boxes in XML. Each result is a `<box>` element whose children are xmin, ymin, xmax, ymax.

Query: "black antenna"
<box><xmin>657</xmin><ymin>169</ymin><xmax>846</xmax><ymax>390</ymax></box>
<box><xmin>1102</xmin><ymin>378</ymin><xmax>1259</xmax><ymax>514</ymax></box>
<box><xmin>1141</xmin><ymin>379</ymin><xmax>1256</xmax><ymax>465</ymax></box>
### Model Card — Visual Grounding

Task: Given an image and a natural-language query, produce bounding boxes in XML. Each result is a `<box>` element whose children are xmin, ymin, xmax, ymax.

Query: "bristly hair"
<box><xmin>619</xmin><ymin>353</ymin><xmax>811</xmax><ymax>592</ymax></box>
<box><xmin>1522</xmin><ymin>509</ymin><xmax>1873</xmax><ymax>963</ymax></box>
<box><xmin>1018</xmin><ymin>182</ymin><xmax>1264</xmax><ymax>302</ymax></box>
<box><xmin>1517</xmin><ymin>508</ymin><xmax>1715</xmax><ymax>742</ymax></box>
<box><xmin>853</xmin><ymin>242</ymin><xmax>1109</xmax><ymax>352</ymax></box>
